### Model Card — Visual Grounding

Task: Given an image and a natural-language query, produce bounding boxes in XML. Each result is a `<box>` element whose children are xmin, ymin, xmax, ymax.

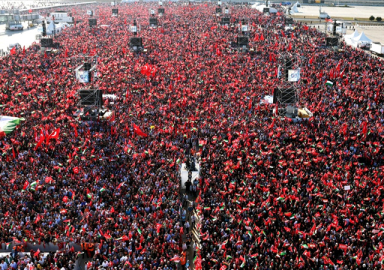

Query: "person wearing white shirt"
<box><xmin>1</xmin><ymin>260</ymin><xmax>8</xmax><ymax>270</ymax></box>
<box><xmin>102</xmin><ymin>260</ymin><xmax>109</xmax><ymax>268</ymax></box>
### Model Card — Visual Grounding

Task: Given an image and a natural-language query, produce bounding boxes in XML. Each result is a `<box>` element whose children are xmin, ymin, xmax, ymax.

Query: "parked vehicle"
<box><xmin>371</xmin><ymin>42</ymin><xmax>384</xmax><ymax>55</ymax></box>
<box><xmin>5</xmin><ymin>21</ymin><xmax>23</xmax><ymax>31</ymax></box>
<box><xmin>7</xmin><ymin>43</ymin><xmax>21</xmax><ymax>51</ymax></box>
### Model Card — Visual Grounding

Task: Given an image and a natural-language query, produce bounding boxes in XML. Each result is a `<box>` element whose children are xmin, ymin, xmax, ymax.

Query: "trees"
<box><xmin>377</xmin><ymin>17</ymin><xmax>382</xmax><ymax>22</ymax></box>
<box><xmin>369</xmin><ymin>15</ymin><xmax>375</xmax><ymax>21</ymax></box>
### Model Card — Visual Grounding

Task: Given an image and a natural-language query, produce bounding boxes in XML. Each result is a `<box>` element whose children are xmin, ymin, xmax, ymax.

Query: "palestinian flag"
<box><xmin>30</xmin><ymin>181</ymin><xmax>37</xmax><ymax>190</ymax></box>
<box><xmin>137</xmin><ymin>228</ymin><xmax>142</xmax><ymax>235</ymax></box>
<box><xmin>326</xmin><ymin>81</ymin><xmax>333</xmax><ymax>87</ymax></box>
<box><xmin>276</xmin><ymin>197</ymin><xmax>285</xmax><ymax>202</ymax></box>
<box><xmin>279</xmin><ymin>251</ymin><xmax>287</xmax><ymax>256</ymax></box>
<box><xmin>5</xmin><ymin>243</ymin><xmax>11</xmax><ymax>249</ymax></box>
<box><xmin>0</xmin><ymin>116</ymin><xmax>24</xmax><ymax>137</ymax></box>
<box><xmin>100</xmin><ymin>186</ymin><xmax>106</xmax><ymax>192</ymax></box>
<box><xmin>301</xmin><ymin>244</ymin><xmax>309</xmax><ymax>249</ymax></box>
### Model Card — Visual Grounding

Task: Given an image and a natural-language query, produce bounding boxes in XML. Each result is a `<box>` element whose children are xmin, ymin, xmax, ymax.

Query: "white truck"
<box><xmin>371</xmin><ymin>42</ymin><xmax>384</xmax><ymax>56</ymax></box>
<box><xmin>6</xmin><ymin>21</ymin><xmax>23</xmax><ymax>31</ymax></box>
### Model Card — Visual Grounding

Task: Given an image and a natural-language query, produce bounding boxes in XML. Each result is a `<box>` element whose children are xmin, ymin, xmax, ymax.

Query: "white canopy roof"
<box><xmin>345</xmin><ymin>29</ymin><xmax>359</xmax><ymax>39</ymax></box>
<box><xmin>352</xmin><ymin>32</ymin><xmax>372</xmax><ymax>44</ymax></box>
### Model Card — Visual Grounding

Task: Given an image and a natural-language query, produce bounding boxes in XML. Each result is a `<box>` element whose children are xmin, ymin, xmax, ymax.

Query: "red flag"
<box><xmin>133</xmin><ymin>124</ymin><xmax>148</xmax><ymax>137</ymax></box>
<box><xmin>309</xmin><ymin>56</ymin><xmax>314</xmax><ymax>65</ymax></box>
<box><xmin>288</xmin><ymin>42</ymin><xmax>292</xmax><ymax>51</ymax></box>
<box><xmin>65</xmin><ymin>48</ymin><xmax>68</xmax><ymax>57</ymax></box>
<box><xmin>362</xmin><ymin>121</ymin><xmax>368</xmax><ymax>136</ymax></box>
<box><xmin>336</xmin><ymin>60</ymin><xmax>342</xmax><ymax>72</ymax></box>
<box><xmin>260</xmin><ymin>34</ymin><xmax>264</xmax><ymax>41</ymax></box>
<box><xmin>216</xmin><ymin>48</ymin><xmax>222</xmax><ymax>56</ymax></box>
<box><xmin>44</xmin><ymin>51</ymin><xmax>47</xmax><ymax>58</ymax></box>
<box><xmin>156</xmin><ymin>223</ymin><xmax>162</xmax><ymax>233</ymax></box>
<box><xmin>22</xmin><ymin>181</ymin><xmax>29</xmax><ymax>190</ymax></box>
<box><xmin>10</xmin><ymin>47</ymin><xmax>16</xmax><ymax>55</ymax></box>
<box><xmin>35</xmin><ymin>134</ymin><xmax>45</xmax><ymax>150</ymax></box>
<box><xmin>34</xmin><ymin>249</ymin><xmax>40</xmax><ymax>258</ymax></box>
<box><xmin>141</xmin><ymin>64</ymin><xmax>151</xmax><ymax>76</ymax></box>
<box><xmin>70</xmin><ymin>123</ymin><xmax>78</xmax><ymax>137</ymax></box>
<box><xmin>22</xmin><ymin>46</ymin><xmax>25</xmax><ymax>54</ymax></box>
<box><xmin>89</xmin><ymin>49</ymin><xmax>97</xmax><ymax>56</ymax></box>
<box><xmin>49</xmin><ymin>128</ymin><xmax>60</xmax><ymax>140</ymax></box>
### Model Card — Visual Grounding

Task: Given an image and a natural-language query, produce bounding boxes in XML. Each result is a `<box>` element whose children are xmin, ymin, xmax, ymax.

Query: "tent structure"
<box><xmin>47</xmin><ymin>21</ymin><xmax>55</xmax><ymax>34</ymax></box>
<box><xmin>345</xmin><ymin>31</ymin><xmax>371</xmax><ymax>48</ymax></box>
<box><xmin>344</xmin><ymin>29</ymin><xmax>359</xmax><ymax>40</ymax></box>
<box><xmin>353</xmin><ymin>32</ymin><xmax>371</xmax><ymax>44</ymax></box>
<box><xmin>291</xmin><ymin>3</ymin><xmax>299</xmax><ymax>13</ymax></box>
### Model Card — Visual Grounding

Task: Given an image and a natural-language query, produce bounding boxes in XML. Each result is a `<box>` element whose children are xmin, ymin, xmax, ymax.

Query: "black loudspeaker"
<box><xmin>158</xmin><ymin>8</ymin><xmax>165</xmax><ymax>14</ymax></box>
<box><xmin>284</xmin><ymin>58</ymin><xmax>293</xmax><ymax>80</ymax></box>
<box><xmin>221</xmin><ymin>17</ymin><xmax>230</xmax><ymax>25</ymax></box>
<box><xmin>88</xmin><ymin>18</ymin><xmax>97</xmax><ymax>27</ymax></box>
<box><xmin>79</xmin><ymin>90</ymin><xmax>103</xmax><ymax>106</ymax></box>
<box><xmin>42</xmin><ymin>21</ymin><xmax>47</xmax><ymax>36</ymax></box>
<box><xmin>285</xmin><ymin>18</ymin><xmax>294</xmax><ymax>24</ymax></box>
<box><xmin>326</xmin><ymin>37</ymin><xmax>339</xmax><ymax>46</ymax></box>
<box><xmin>130</xmin><ymin>37</ymin><xmax>142</xmax><ymax>47</ymax></box>
<box><xmin>273</xmin><ymin>88</ymin><xmax>280</xmax><ymax>104</ymax></box>
<box><xmin>83</xmin><ymin>63</ymin><xmax>91</xmax><ymax>71</ymax></box>
<box><xmin>237</xmin><ymin>36</ymin><xmax>249</xmax><ymax>46</ymax></box>
<box><xmin>112</xmin><ymin>8</ymin><xmax>118</xmax><ymax>15</ymax></box>
<box><xmin>149</xmin><ymin>18</ymin><xmax>158</xmax><ymax>26</ymax></box>
<box><xmin>216</xmin><ymin>7</ymin><xmax>222</xmax><ymax>14</ymax></box>
<box><xmin>41</xmin><ymin>38</ymin><xmax>53</xmax><ymax>47</ymax></box>
<box><xmin>263</xmin><ymin>7</ymin><xmax>270</xmax><ymax>13</ymax></box>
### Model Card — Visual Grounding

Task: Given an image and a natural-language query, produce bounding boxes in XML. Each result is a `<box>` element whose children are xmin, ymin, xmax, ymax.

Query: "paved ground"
<box><xmin>293</xmin><ymin>5</ymin><xmax>384</xmax><ymax>19</ymax></box>
<box><xmin>0</xmin><ymin>22</ymin><xmax>40</xmax><ymax>53</ymax></box>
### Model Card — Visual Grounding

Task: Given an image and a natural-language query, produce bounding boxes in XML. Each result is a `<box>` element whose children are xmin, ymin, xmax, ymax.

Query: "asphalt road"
<box><xmin>0</xmin><ymin>21</ymin><xmax>40</xmax><ymax>54</ymax></box>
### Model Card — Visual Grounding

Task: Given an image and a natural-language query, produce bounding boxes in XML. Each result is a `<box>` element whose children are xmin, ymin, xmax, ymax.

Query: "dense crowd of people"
<box><xmin>0</xmin><ymin>2</ymin><xmax>384</xmax><ymax>270</ymax></box>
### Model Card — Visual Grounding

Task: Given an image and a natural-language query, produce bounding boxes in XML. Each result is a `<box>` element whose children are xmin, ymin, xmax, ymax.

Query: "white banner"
<box><xmin>288</xmin><ymin>69</ymin><xmax>300</xmax><ymax>82</ymax></box>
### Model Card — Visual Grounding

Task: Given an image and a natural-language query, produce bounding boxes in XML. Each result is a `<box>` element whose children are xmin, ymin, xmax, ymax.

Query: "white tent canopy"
<box><xmin>345</xmin><ymin>31</ymin><xmax>371</xmax><ymax>48</ymax></box>
<box><xmin>47</xmin><ymin>21</ymin><xmax>55</xmax><ymax>33</ymax></box>
<box><xmin>352</xmin><ymin>32</ymin><xmax>371</xmax><ymax>44</ymax></box>
<box><xmin>344</xmin><ymin>29</ymin><xmax>359</xmax><ymax>40</ymax></box>
<box><xmin>291</xmin><ymin>3</ymin><xmax>299</xmax><ymax>13</ymax></box>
